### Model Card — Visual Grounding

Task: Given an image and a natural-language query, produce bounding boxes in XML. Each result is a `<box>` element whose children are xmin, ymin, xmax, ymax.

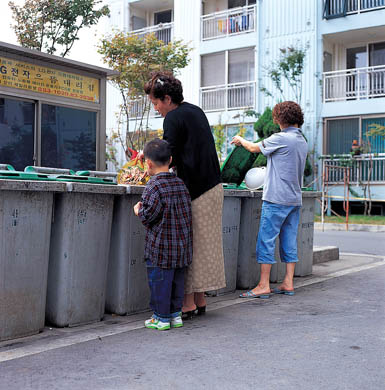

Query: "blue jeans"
<box><xmin>256</xmin><ymin>201</ymin><xmax>301</xmax><ymax>265</ymax></box>
<box><xmin>146</xmin><ymin>260</ymin><xmax>185</xmax><ymax>322</ymax></box>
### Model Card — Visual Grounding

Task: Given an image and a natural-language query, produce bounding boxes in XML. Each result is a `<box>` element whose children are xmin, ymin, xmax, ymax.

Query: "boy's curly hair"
<box><xmin>144</xmin><ymin>71</ymin><xmax>184</xmax><ymax>104</ymax></box>
<box><xmin>272</xmin><ymin>101</ymin><xmax>304</xmax><ymax>127</ymax></box>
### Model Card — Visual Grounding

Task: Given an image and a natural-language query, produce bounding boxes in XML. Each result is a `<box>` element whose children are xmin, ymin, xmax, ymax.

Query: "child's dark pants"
<box><xmin>146</xmin><ymin>260</ymin><xmax>185</xmax><ymax>322</ymax></box>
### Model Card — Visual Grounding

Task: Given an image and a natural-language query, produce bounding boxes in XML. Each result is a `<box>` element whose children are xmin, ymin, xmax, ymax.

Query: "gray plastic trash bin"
<box><xmin>105</xmin><ymin>185</ymin><xmax>151</xmax><ymax>315</ymax></box>
<box><xmin>0</xmin><ymin>180</ymin><xmax>65</xmax><ymax>341</ymax></box>
<box><xmin>45</xmin><ymin>182</ymin><xmax>123</xmax><ymax>327</ymax></box>
<box><xmin>236</xmin><ymin>191</ymin><xmax>262</xmax><ymax>289</ymax></box>
<box><xmin>237</xmin><ymin>191</ymin><xmax>320</xmax><ymax>286</ymax></box>
<box><xmin>214</xmin><ymin>188</ymin><xmax>249</xmax><ymax>295</ymax></box>
<box><xmin>294</xmin><ymin>191</ymin><xmax>319</xmax><ymax>277</ymax></box>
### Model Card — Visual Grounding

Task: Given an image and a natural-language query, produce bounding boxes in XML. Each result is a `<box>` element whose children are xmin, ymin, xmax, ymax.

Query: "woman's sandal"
<box><xmin>196</xmin><ymin>305</ymin><xmax>206</xmax><ymax>315</ymax></box>
<box><xmin>182</xmin><ymin>310</ymin><xmax>195</xmax><ymax>320</ymax></box>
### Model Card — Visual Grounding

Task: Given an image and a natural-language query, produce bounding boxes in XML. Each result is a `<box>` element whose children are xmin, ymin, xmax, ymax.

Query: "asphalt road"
<box><xmin>314</xmin><ymin>230</ymin><xmax>385</xmax><ymax>256</ymax></box>
<box><xmin>1</xmin><ymin>263</ymin><xmax>384</xmax><ymax>390</ymax></box>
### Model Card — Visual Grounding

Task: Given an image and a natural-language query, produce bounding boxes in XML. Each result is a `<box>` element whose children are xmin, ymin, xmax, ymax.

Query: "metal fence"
<box><xmin>130</xmin><ymin>22</ymin><xmax>174</xmax><ymax>45</ymax></box>
<box><xmin>324</xmin><ymin>0</ymin><xmax>385</xmax><ymax>18</ymax></box>
<box><xmin>323</xmin><ymin>65</ymin><xmax>385</xmax><ymax>102</ymax></box>
<box><xmin>200</xmin><ymin>81</ymin><xmax>256</xmax><ymax>111</ymax></box>
<box><xmin>322</xmin><ymin>154</ymin><xmax>385</xmax><ymax>183</ymax></box>
<box><xmin>201</xmin><ymin>5</ymin><xmax>256</xmax><ymax>40</ymax></box>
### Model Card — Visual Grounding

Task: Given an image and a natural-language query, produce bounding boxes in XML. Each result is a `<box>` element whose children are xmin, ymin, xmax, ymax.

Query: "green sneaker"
<box><xmin>144</xmin><ymin>317</ymin><xmax>170</xmax><ymax>331</ymax></box>
<box><xmin>170</xmin><ymin>316</ymin><xmax>183</xmax><ymax>328</ymax></box>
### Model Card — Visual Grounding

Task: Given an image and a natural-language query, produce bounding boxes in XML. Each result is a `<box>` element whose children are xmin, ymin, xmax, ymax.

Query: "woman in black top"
<box><xmin>144</xmin><ymin>72</ymin><xmax>226</xmax><ymax>318</ymax></box>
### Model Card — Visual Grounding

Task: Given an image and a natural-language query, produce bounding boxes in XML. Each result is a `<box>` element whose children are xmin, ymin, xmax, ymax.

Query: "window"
<box><xmin>201</xmin><ymin>48</ymin><xmax>255</xmax><ymax>87</ymax></box>
<box><xmin>154</xmin><ymin>10</ymin><xmax>172</xmax><ymax>24</ymax></box>
<box><xmin>201</xmin><ymin>52</ymin><xmax>226</xmax><ymax>87</ymax></box>
<box><xmin>132</xmin><ymin>16</ymin><xmax>146</xmax><ymax>30</ymax></box>
<box><xmin>323</xmin><ymin>51</ymin><xmax>333</xmax><ymax>72</ymax></box>
<box><xmin>326</xmin><ymin>118</ymin><xmax>359</xmax><ymax>154</ymax></box>
<box><xmin>362</xmin><ymin>117</ymin><xmax>385</xmax><ymax>153</ymax></box>
<box><xmin>228</xmin><ymin>0</ymin><xmax>256</xmax><ymax>8</ymax></box>
<box><xmin>346</xmin><ymin>47</ymin><xmax>367</xmax><ymax>69</ymax></box>
<box><xmin>41</xmin><ymin>104</ymin><xmax>97</xmax><ymax>171</ymax></box>
<box><xmin>228</xmin><ymin>48</ymin><xmax>255</xmax><ymax>83</ymax></box>
<box><xmin>369</xmin><ymin>42</ymin><xmax>385</xmax><ymax>66</ymax></box>
<box><xmin>0</xmin><ymin>97</ymin><xmax>35</xmax><ymax>170</ymax></box>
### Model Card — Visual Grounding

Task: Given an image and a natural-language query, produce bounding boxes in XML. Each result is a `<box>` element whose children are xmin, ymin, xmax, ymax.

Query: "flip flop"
<box><xmin>273</xmin><ymin>288</ymin><xmax>295</xmax><ymax>296</ymax></box>
<box><xmin>239</xmin><ymin>290</ymin><xmax>271</xmax><ymax>299</ymax></box>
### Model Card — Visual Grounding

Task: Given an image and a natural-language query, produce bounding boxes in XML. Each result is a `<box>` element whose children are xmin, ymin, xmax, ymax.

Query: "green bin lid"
<box><xmin>0</xmin><ymin>170</ymin><xmax>55</xmax><ymax>181</ymax></box>
<box><xmin>220</xmin><ymin>145</ymin><xmax>258</xmax><ymax>186</ymax></box>
<box><xmin>222</xmin><ymin>182</ymin><xmax>249</xmax><ymax>190</ymax></box>
<box><xmin>54</xmin><ymin>175</ymin><xmax>116</xmax><ymax>185</ymax></box>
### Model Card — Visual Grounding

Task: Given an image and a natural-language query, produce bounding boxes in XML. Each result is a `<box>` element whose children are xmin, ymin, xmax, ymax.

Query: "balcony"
<box><xmin>201</xmin><ymin>5</ymin><xmax>256</xmax><ymax>41</ymax></box>
<box><xmin>323</xmin><ymin>65</ymin><xmax>385</xmax><ymax>102</ymax></box>
<box><xmin>200</xmin><ymin>81</ymin><xmax>255</xmax><ymax>112</ymax></box>
<box><xmin>322</xmin><ymin>154</ymin><xmax>385</xmax><ymax>184</ymax></box>
<box><xmin>130</xmin><ymin>22</ymin><xmax>174</xmax><ymax>45</ymax></box>
<box><xmin>323</xmin><ymin>0</ymin><xmax>385</xmax><ymax>19</ymax></box>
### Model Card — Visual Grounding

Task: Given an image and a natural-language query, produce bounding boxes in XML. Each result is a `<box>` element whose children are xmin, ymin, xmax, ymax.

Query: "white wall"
<box><xmin>173</xmin><ymin>0</ymin><xmax>202</xmax><ymax>105</ymax></box>
<box><xmin>259</xmin><ymin>0</ymin><xmax>320</xmax><ymax>156</ymax></box>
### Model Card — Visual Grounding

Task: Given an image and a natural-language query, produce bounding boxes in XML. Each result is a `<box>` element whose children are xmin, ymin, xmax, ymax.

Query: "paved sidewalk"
<box><xmin>0</xmin><ymin>253</ymin><xmax>383</xmax><ymax>358</ymax></box>
<box><xmin>0</xmin><ymin>253</ymin><xmax>384</xmax><ymax>389</ymax></box>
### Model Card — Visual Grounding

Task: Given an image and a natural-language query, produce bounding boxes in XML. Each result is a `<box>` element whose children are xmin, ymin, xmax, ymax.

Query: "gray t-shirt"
<box><xmin>257</xmin><ymin>127</ymin><xmax>308</xmax><ymax>206</ymax></box>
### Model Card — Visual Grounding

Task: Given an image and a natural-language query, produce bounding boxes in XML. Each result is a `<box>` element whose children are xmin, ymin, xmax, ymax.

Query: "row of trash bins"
<box><xmin>0</xmin><ymin>164</ymin><xmax>319</xmax><ymax>342</ymax></box>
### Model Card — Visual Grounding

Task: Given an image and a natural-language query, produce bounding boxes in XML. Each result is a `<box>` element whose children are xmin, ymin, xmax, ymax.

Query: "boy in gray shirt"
<box><xmin>232</xmin><ymin>101</ymin><xmax>308</xmax><ymax>298</ymax></box>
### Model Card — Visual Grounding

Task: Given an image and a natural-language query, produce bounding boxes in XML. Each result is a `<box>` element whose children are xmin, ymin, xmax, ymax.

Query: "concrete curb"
<box><xmin>313</xmin><ymin>246</ymin><xmax>339</xmax><ymax>264</ymax></box>
<box><xmin>314</xmin><ymin>222</ymin><xmax>385</xmax><ymax>232</ymax></box>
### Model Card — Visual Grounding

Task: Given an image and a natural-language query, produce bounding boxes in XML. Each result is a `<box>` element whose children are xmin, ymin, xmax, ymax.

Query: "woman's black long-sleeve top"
<box><xmin>163</xmin><ymin>102</ymin><xmax>221</xmax><ymax>201</ymax></box>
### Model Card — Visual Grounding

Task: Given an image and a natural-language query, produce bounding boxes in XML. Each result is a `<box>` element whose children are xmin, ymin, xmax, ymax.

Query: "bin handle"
<box><xmin>76</xmin><ymin>170</ymin><xmax>118</xmax><ymax>178</ymax></box>
<box><xmin>0</xmin><ymin>164</ymin><xmax>15</xmax><ymax>171</ymax></box>
<box><xmin>25</xmin><ymin>166</ymin><xmax>75</xmax><ymax>175</ymax></box>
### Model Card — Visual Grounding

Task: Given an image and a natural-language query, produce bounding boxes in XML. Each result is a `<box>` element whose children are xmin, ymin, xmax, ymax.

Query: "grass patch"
<box><xmin>314</xmin><ymin>214</ymin><xmax>385</xmax><ymax>225</ymax></box>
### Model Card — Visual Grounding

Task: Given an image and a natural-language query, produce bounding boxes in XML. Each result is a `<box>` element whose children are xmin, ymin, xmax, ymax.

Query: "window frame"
<box><xmin>0</xmin><ymin>93</ymin><xmax>100</xmax><ymax>169</ymax></box>
<box><xmin>0</xmin><ymin>93</ymin><xmax>38</xmax><ymax>167</ymax></box>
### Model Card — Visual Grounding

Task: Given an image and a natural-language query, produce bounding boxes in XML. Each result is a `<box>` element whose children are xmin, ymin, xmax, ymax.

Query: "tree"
<box><xmin>260</xmin><ymin>44</ymin><xmax>308</xmax><ymax>104</ymax></box>
<box><xmin>98</xmin><ymin>32</ymin><xmax>191</xmax><ymax>164</ymax></box>
<box><xmin>9</xmin><ymin>0</ymin><xmax>109</xmax><ymax>57</ymax></box>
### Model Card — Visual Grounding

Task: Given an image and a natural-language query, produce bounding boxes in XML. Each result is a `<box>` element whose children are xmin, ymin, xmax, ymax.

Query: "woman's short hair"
<box><xmin>144</xmin><ymin>71</ymin><xmax>184</xmax><ymax>104</ymax></box>
<box><xmin>144</xmin><ymin>138</ymin><xmax>171</xmax><ymax>166</ymax></box>
<box><xmin>272</xmin><ymin>101</ymin><xmax>304</xmax><ymax>127</ymax></box>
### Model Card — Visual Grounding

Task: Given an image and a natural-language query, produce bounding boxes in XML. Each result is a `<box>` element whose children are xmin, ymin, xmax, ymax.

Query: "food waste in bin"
<box><xmin>117</xmin><ymin>152</ymin><xmax>149</xmax><ymax>185</ymax></box>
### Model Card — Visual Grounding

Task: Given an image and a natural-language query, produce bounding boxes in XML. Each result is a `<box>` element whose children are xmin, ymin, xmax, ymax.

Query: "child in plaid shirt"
<box><xmin>134</xmin><ymin>139</ymin><xmax>193</xmax><ymax>330</ymax></box>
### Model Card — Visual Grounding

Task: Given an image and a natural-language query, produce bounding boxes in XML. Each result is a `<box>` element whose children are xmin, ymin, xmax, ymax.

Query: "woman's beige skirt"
<box><xmin>184</xmin><ymin>183</ymin><xmax>226</xmax><ymax>294</ymax></box>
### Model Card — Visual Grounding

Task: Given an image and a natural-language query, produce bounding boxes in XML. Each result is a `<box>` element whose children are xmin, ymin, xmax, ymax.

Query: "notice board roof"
<box><xmin>0</xmin><ymin>41</ymin><xmax>119</xmax><ymax>78</ymax></box>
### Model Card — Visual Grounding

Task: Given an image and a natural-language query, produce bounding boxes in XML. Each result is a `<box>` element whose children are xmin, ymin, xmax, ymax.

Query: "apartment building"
<box><xmin>321</xmin><ymin>0</ymin><xmax>385</xmax><ymax>214</ymax></box>
<box><xmin>105</xmin><ymin>0</ymin><xmax>385</xmax><ymax>213</ymax></box>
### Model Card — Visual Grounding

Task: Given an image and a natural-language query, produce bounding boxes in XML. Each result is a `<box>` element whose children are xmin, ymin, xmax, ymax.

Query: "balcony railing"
<box><xmin>322</xmin><ymin>154</ymin><xmax>385</xmax><ymax>183</ymax></box>
<box><xmin>130</xmin><ymin>22</ymin><xmax>174</xmax><ymax>44</ymax></box>
<box><xmin>323</xmin><ymin>65</ymin><xmax>385</xmax><ymax>102</ymax></box>
<box><xmin>323</xmin><ymin>0</ymin><xmax>385</xmax><ymax>19</ymax></box>
<box><xmin>200</xmin><ymin>81</ymin><xmax>255</xmax><ymax>112</ymax></box>
<box><xmin>128</xmin><ymin>98</ymin><xmax>159</xmax><ymax>119</ymax></box>
<box><xmin>201</xmin><ymin>5</ymin><xmax>256</xmax><ymax>41</ymax></box>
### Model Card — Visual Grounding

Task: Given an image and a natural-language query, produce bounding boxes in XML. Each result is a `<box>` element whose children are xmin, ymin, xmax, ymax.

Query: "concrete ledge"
<box><xmin>315</xmin><ymin>222</ymin><xmax>385</xmax><ymax>232</ymax></box>
<box><xmin>313</xmin><ymin>246</ymin><xmax>339</xmax><ymax>264</ymax></box>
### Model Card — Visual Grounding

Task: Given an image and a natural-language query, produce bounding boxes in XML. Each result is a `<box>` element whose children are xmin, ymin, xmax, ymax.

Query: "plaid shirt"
<box><xmin>138</xmin><ymin>172</ymin><xmax>193</xmax><ymax>269</ymax></box>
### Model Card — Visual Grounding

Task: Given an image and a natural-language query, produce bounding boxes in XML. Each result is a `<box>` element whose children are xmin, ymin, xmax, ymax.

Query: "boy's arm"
<box><xmin>138</xmin><ymin>184</ymin><xmax>163</xmax><ymax>227</ymax></box>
